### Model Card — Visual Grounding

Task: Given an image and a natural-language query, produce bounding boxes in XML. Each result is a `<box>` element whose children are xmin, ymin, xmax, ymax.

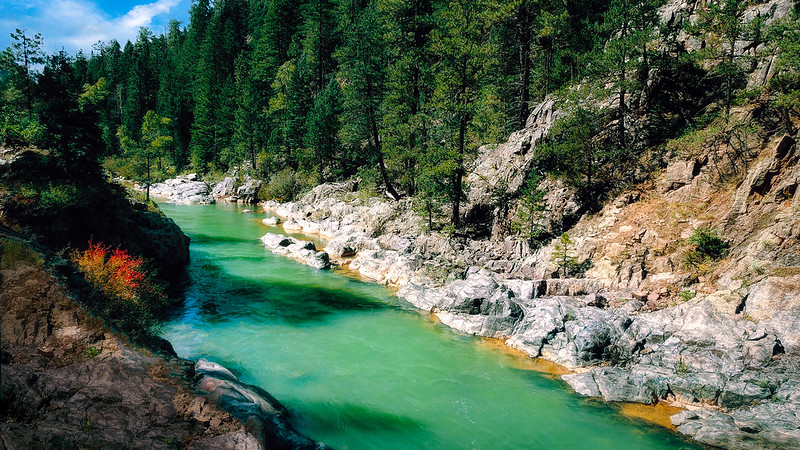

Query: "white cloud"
<box><xmin>0</xmin><ymin>0</ymin><xmax>187</xmax><ymax>54</ymax></box>
<box><xmin>119</xmin><ymin>0</ymin><xmax>180</xmax><ymax>30</ymax></box>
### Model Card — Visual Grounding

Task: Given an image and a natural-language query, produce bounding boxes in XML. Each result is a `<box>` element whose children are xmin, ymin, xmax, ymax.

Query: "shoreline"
<box><xmin>251</xmin><ymin>185</ymin><xmax>800</xmax><ymax>449</ymax></box>
<box><xmin>256</xmin><ymin>205</ymin><xmax>692</xmax><ymax>440</ymax></box>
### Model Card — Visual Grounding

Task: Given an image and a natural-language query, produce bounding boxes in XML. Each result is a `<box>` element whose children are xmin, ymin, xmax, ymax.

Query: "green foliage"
<box><xmin>259</xmin><ymin>167</ymin><xmax>301</xmax><ymax>202</ymax></box>
<box><xmin>84</xmin><ymin>346</ymin><xmax>102</xmax><ymax>358</ymax></box>
<box><xmin>677</xmin><ymin>289</ymin><xmax>696</xmax><ymax>302</ymax></box>
<box><xmin>688</xmin><ymin>0</ymin><xmax>754</xmax><ymax>114</ymax></box>
<box><xmin>682</xmin><ymin>227</ymin><xmax>730</xmax><ymax>273</ymax></box>
<box><xmin>552</xmin><ymin>233</ymin><xmax>577</xmax><ymax>278</ymax></box>
<box><xmin>766</xmin><ymin>11</ymin><xmax>800</xmax><ymax>131</ymax></box>
<box><xmin>0</xmin><ymin>239</ymin><xmax>44</xmax><ymax>270</ymax></box>
<box><xmin>664</xmin><ymin>116</ymin><xmax>727</xmax><ymax>158</ymax></box>
<box><xmin>512</xmin><ymin>171</ymin><xmax>549</xmax><ymax>247</ymax></box>
<box><xmin>1</xmin><ymin>28</ymin><xmax>45</xmax><ymax>118</ymax></box>
<box><xmin>536</xmin><ymin>107</ymin><xmax>620</xmax><ymax>209</ymax></box>
<box><xmin>0</xmin><ymin>110</ymin><xmax>42</xmax><ymax>147</ymax></box>
<box><xmin>117</xmin><ymin>110</ymin><xmax>174</xmax><ymax>201</ymax></box>
<box><xmin>689</xmin><ymin>227</ymin><xmax>730</xmax><ymax>260</ymax></box>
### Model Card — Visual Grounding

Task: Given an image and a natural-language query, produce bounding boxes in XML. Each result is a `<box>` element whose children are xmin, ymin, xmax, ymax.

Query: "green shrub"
<box><xmin>689</xmin><ymin>227</ymin><xmax>730</xmax><ymax>260</ymax></box>
<box><xmin>0</xmin><ymin>239</ymin><xmax>43</xmax><ymax>269</ymax></box>
<box><xmin>259</xmin><ymin>167</ymin><xmax>299</xmax><ymax>202</ymax></box>
<box><xmin>38</xmin><ymin>183</ymin><xmax>80</xmax><ymax>209</ymax></box>
<box><xmin>0</xmin><ymin>113</ymin><xmax>43</xmax><ymax>148</ymax></box>
<box><xmin>682</xmin><ymin>227</ymin><xmax>730</xmax><ymax>273</ymax></box>
<box><xmin>677</xmin><ymin>289</ymin><xmax>696</xmax><ymax>302</ymax></box>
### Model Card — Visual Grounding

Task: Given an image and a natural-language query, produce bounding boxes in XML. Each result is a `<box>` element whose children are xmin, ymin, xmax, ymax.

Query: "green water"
<box><xmin>158</xmin><ymin>202</ymin><xmax>695</xmax><ymax>449</ymax></box>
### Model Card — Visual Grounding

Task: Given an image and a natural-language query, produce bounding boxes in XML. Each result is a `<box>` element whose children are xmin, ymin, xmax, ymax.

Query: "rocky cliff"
<box><xmin>0</xmin><ymin>237</ymin><xmax>323</xmax><ymax>449</ymax></box>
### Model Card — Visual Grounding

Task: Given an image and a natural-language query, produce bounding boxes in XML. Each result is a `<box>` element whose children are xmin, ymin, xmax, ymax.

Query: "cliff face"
<box><xmin>0</xmin><ymin>239</ymin><xmax>254</xmax><ymax>449</ymax></box>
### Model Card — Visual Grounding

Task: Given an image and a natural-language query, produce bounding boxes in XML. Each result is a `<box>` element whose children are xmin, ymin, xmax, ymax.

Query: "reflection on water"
<box><xmin>158</xmin><ymin>202</ymin><xmax>696</xmax><ymax>450</ymax></box>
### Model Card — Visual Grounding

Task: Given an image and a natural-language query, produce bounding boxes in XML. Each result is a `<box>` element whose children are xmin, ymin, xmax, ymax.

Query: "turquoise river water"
<box><xmin>158</xmin><ymin>202</ymin><xmax>696</xmax><ymax>449</ymax></box>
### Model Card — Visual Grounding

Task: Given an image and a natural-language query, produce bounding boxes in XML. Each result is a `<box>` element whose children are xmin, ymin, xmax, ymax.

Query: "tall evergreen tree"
<box><xmin>338</xmin><ymin>1</ymin><xmax>400</xmax><ymax>199</ymax></box>
<box><xmin>596</xmin><ymin>0</ymin><xmax>661</xmax><ymax>150</ymax></box>
<box><xmin>37</xmin><ymin>51</ymin><xmax>103</xmax><ymax>166</ymax></box>
<box><xmin>381</xmin><ymin>0</ymin><xmax>434</xmax><ymax>195</ymax></box>
<box><xmin>2</xmin><ymin>29</ymin><xmax>46</xmax><ymax>118</ymax></box>
<box><xmin>431</xmin><ymin>0</ymin><xmax>496</xmax><ymax>226</ymax></box>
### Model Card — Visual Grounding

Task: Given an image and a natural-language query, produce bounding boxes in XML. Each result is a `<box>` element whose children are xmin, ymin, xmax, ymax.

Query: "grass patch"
<box><xmin>0</xmin><ymin>239</ymin><xmax>43</xmax><ymax>269</ymax></box>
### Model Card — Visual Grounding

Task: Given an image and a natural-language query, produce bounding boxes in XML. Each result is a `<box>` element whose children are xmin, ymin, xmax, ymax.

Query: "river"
<box><xmin>158</xmin><ymin>202</ymin><xmax>696</xmax><ymax>449</ymax></box>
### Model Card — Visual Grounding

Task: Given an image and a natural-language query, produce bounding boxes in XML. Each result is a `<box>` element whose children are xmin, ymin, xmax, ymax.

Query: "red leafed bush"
<box><xmin>73</xmin><ymin>241</ymin><xmax>162</xmax><ymax>303</ymax></box>
<box><xmin>73</xmin><ymin>240</ymin><xmax>167</xmax><ymax>337</ymax></box>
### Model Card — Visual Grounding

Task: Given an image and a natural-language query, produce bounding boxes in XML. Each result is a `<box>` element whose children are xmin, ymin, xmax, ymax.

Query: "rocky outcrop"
<box><xmin>149</xmin><ymin>174</ymin><xmax>214</xmax><ymax>204</ymax></box>
<box><xmin>463</xmin><ymin>98</ymin><xmax>576</xmax><ymax>239</ymax></box>
<box><xmin>0</xmin><ymin>239</ymin><xmax>325</xmax><ymax>449</ymax></box>
<box><xmin>194</xmin><ymin>359</ymin><xmax>325</xmax><ymax>450</ymax></box>
<box><xmin>212</xmin><ymin>176</ymin><xmax>237</xmax><ymax>200</ymax></box>
<box><xmin>0</xmin><ymin>243</ymin><xmax>242</xmax><ymax>448</ymax></box>
<box><xmin>211</xmin><ymin>176</ymin><xmax>264</xmax><ymax>204</ymax></box>
<box><xmin>121</xmin><ymin>209</ymin><xmax>191</xmax><ymax>278</ymax></box>
<box><xmin>261</xmin><ymin>233</ymin><xmax>330</xmax><ymax>269</ymax></box>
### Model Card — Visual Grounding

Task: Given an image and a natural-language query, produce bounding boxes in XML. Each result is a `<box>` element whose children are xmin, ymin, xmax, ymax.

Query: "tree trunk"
<box><xmin>517</xmin><ymin>0</ymin><xmax>532</xmax><ymax>128</ymax></box>
<box><xmin>368</xmin><ymin>106</ymin><xmax>400</xmax><ymax>200</ymax></box>
<box><xmin>451</xmin><ymin>115</ymin><xmax>467</xmax><ymax>227</ymax></box>
<box><xmin>145</xmin><ymin>155</ymin><xmax>151</xmax><ymax>202</ymax></box>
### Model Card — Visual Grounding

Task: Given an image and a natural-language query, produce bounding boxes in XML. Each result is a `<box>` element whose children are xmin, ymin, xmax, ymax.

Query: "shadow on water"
<box><xmin>294</xmin><ymin>402</ymin><xmax>427</xmax><ymax>434</ymax></box>
<box><xmin>187</xmin><ymin>233</ymin><xmax>258</xmax><ymax>245</ymax></box>
<box><xmin>163</xmin><ymin>248</ymin><xmax>396</xmax><ymax>325</ymax></box>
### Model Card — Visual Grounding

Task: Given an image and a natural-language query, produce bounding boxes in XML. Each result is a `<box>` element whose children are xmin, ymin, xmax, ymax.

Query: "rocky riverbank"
<box><xmin>255</xmin><ymin>144</ymin><xmax>800</xmax><ymax>449</ymax></box>
<box><xmin>0</xmin><ymin>237</ymin><xmax>324</xmax><ymax>449</ymax></box>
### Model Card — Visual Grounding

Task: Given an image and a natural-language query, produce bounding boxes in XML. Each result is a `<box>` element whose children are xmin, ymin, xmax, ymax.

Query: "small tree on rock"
<box><xmin>117</xmin><ymin>110</ymin><xmax>174</xmax><ymax>201</ymax></box>
<box><xmin>552</xmin><ymin>232</ymin><xmax>577</xmax><ymax>278</ymax></box>
<box><xmin>512</xmin><ymin>171</ymin><xmax>548</xmax><ymax>248</ymax></box>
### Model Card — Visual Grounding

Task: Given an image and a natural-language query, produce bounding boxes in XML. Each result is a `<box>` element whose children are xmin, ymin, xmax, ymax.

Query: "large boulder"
<box><xmin>260</xmin><ymin>233</ymin><xmax>330</xmax><ymax>270</ymax></box>
<box><xmin>194</xmin><ymin>359</ymin><xmax>325</xmax><ymax>449</ymax></box>
<box><xmin>212</xmin><ymin>177</ymin><xmax>237</xmax><ymax>199</ymax></box>
<box><xmin>149</xmin><ymin>176</ymin><xmax>214</xmax><ymax>204</ymax></box>
<box><xmin>237</xmin><ymin>178</ymin><xmax>263</xmax><ymax>204</ymax></box>
<box><xmin>122</xmin><ymin>210</ymin><xmax>190</xmax><ymax>278</ymax></box>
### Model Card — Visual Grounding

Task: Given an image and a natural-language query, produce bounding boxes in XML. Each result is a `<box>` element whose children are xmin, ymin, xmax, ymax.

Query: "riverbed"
<box><xmin>158</xmin><ymin>202</ymin><xmax>695</xmax><ymax>449</ymax></box>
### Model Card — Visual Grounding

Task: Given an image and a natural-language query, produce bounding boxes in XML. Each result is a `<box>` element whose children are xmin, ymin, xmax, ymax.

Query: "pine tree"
<box><xmin>118</xmin><ymin>110</ymin><xmax>174</xmax><ymax>201</ymax></box>
<box><xmin>338</xmin><ymin>1</ymin><xmax>400</xmax><ymax>199</ymax></box>
<box><xmin>691</xmin><ymin>0</ymin><xmax>751</xmax><ymax>115</ymax></box>
<box><xmin>512</xmin><ymin>171</ymin><xmax>548</xmax><ymax>247</ymax></box>
<box><xmin>304</xmin><ymin>77</ymin><xmax>342</xmax><ymax>180</ymax></box>
<box><xmin>535</xmin><ymin>107</ymin><xmax>615</xmax><ymax>209</ymax></box>
<box><xmin>552</xmin><ymin>232</ymin><xmax>577</xmax><ymax>278</ymax></box>
<box><xmin>596</xmin><ymin>0</ymin><xmax>661</xmax><ymax>150</ymax></box>
<box><xmin>2</xmin><ymin>29</ymin><xmax>46</xmax><ymax>118</ymax></box>
<box><xmin>37</xmin><ymin>51</ymin><xmax>103</xmax><ymax>167</ymax></box>
<box><xmin>381</xmin><ymin>0</ymin><xmax>434</xmax><ymax>195</ymax></box>
<box><xmin>430</xmin><ymin>0</ymin><xmax>497</xmax><ymax>226</ymax></box>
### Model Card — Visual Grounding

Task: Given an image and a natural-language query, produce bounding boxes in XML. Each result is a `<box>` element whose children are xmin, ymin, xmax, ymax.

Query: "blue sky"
<box><xmin>0</xmin><ymin>0</ymin><xmax>192</xmax><ymax>55</ymax></box>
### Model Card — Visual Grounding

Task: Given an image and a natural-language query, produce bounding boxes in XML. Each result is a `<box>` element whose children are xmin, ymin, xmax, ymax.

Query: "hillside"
<box><xmin>2</xmin><ymin>0</ymin><xmax>799</xmax><ymax>447</ymax></box>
